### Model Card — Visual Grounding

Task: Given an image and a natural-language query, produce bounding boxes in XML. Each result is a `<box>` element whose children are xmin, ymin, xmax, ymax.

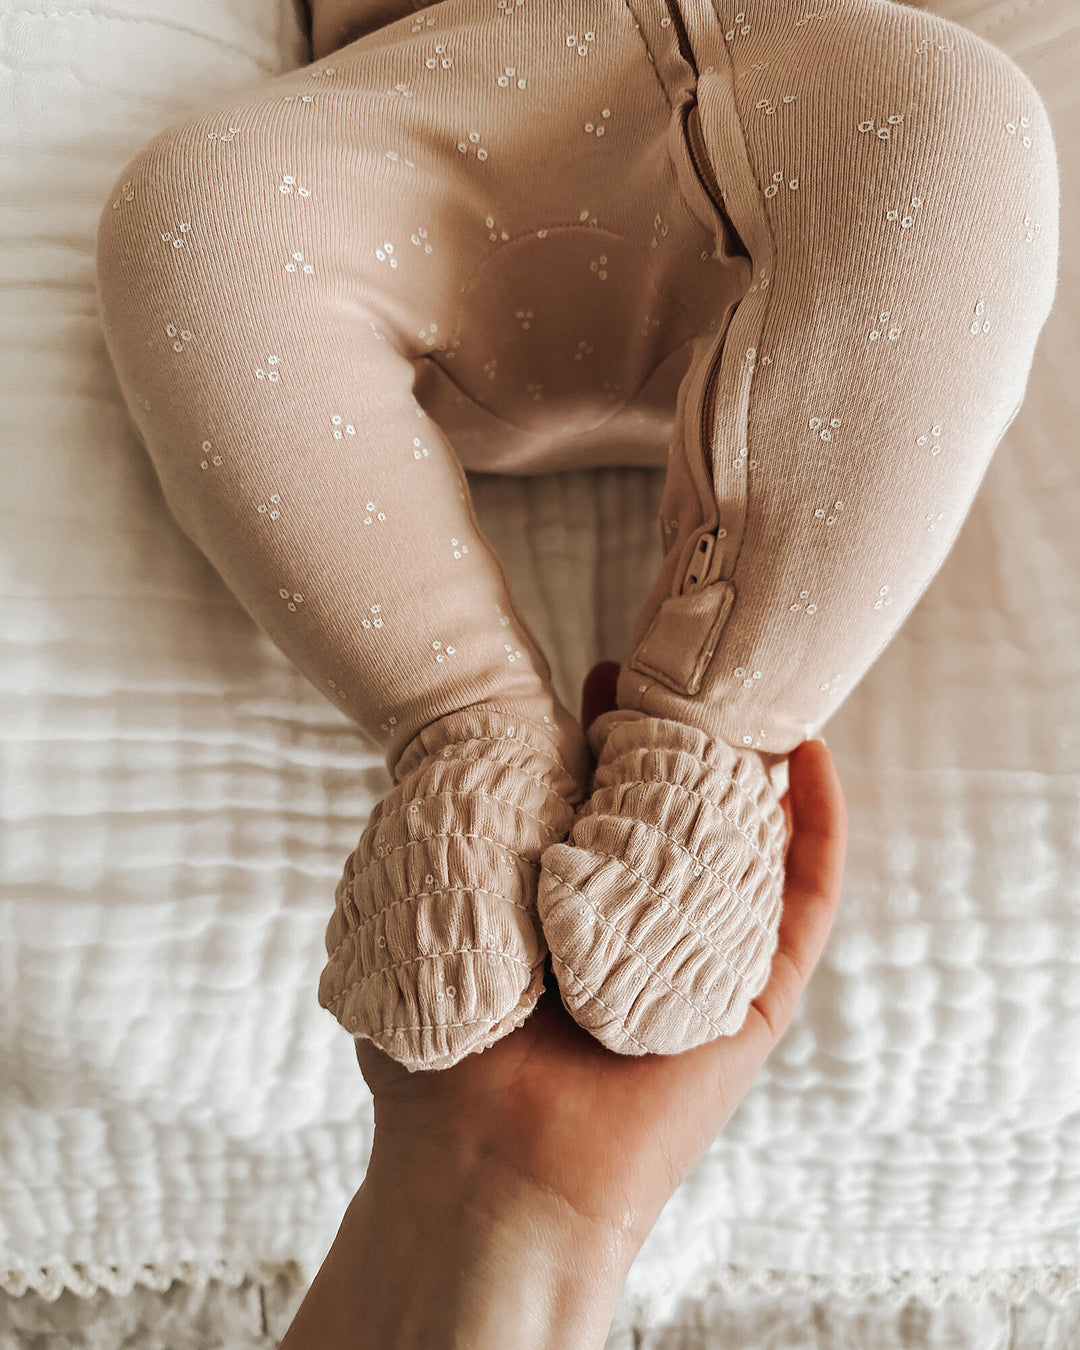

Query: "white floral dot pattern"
<box><xmin>94</xmin><ymin>0</ymin><xmax>1058</xmax><ymax>770</ymax></box>
<box><xmin>93</xmin><ymin>0</ymin><xmax>1058</xmax><ymax>1073</ymax></box>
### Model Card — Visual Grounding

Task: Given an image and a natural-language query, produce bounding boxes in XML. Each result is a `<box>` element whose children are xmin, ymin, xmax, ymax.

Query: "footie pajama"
<box><xmin>94</xmin><ymin>0</ymin><xmax>1059</xmax><ymax>1070</ymax></box>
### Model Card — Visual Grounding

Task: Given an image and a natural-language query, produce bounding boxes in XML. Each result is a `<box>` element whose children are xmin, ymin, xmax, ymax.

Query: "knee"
<box><xmin>888</xmin><ymin>5</ymin><xmax>1059</xmax><ymax>306</ymax></box>
<box><xmin>94</xmin><ymin>107</ymin><xmax>276</xmax><ymax>325</ymax></box>
<box><xmin>863</xmin><ymin>2</ymin><xmax>1057</xmax><ymax>196</ymax></box>
<box><xmin>780</xmin><ymin>2</ymin><xmax>1060</xmax><ymax>294</ymax></box>
<box><xmin>97</xmin><ymin>116</ymin><xmax>200</xmax><ymax>336</ymax></box>
<box><xmin>93</xmin><ymin>112</ymin><xmax>271</xmax><ymax>537</ymax></box>
<box><xmin>785</xmin><ymin>4</ymin><xmax>1057</xmax><ymax>179</ymax></box>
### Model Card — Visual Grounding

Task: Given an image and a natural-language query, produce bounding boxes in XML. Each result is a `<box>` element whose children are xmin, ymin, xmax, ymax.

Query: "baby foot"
<box><xmin>320</xmin><ymin>704</ymin><xmax>587</xmax><ymax>1072</ymax></box>
<box><xmin>537</xmin><ymin>708</ymin><xmax>787</xmax><ymax>1056</ymax></box>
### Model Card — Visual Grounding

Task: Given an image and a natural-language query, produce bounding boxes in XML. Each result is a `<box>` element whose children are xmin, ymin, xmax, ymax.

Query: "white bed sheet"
<box><xmin>0</xmin><ymin>0</ymin><xmax>1077</xmax><ymax>1335</ymax></box>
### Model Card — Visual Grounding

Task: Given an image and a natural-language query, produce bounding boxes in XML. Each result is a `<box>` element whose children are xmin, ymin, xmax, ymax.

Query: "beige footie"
<box><xmin>94</xmin><ymin>0</ymin><xmax>1058</xmax><ymax>1068</ymax></box>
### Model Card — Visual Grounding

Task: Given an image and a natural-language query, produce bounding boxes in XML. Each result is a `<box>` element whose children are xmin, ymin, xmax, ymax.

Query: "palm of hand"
<box><xmin>356</xmin><ymin>662</ymin><xmax>847</xmax><ymax>1250</ymax></box>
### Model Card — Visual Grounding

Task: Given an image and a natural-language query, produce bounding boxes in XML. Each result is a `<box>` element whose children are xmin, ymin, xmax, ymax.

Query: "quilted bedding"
<box><xmin>0</xmin><ymin>0</ymin><xmax>1078</xmax><ymax>1331</ymax></box>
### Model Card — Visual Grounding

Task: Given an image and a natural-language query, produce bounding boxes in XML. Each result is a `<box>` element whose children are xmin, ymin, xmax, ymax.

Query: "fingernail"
<box><xmin>814</xmin><ymin>736</ymin><xmax>828</xmax><ymax>747</ymax></box>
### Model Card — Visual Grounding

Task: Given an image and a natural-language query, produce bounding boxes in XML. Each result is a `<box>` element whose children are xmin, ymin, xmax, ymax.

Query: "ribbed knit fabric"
<box><xmin>93</xmin><ymin>0</ymin><xmax>1058</xmax><ymax>1065</ymax></box>
<box><xmin>322</xmin><ymin>704</ymin><xmax>584</xmax><ymax>1071</ymax></box>
<box><xmin>529</xmin><ymin>0</ymin><xmax>1059</xmax><ymax>1056</ymax></box>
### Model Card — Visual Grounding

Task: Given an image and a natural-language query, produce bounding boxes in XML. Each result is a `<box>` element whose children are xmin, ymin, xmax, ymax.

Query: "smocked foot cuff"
<box><xmin>536</xmin><ymin>710</ymin><xmax>787</xmax><ymax>1056</ymax></box>
<box><xmin>319</xmin><ymin>706</ymin><xmax>585</xmax><ymax>1072</ymax></box>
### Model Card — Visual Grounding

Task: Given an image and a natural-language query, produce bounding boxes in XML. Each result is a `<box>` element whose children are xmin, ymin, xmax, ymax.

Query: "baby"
<box><xmin>94</xmin><ymin>0</ymin><xmax>1058</xmax><ymax>1070</ymax></box>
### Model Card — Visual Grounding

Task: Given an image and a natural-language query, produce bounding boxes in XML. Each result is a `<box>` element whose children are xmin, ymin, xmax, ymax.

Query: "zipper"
<box><xmin>658</xmin><ymin>8</ymin><xmax>731</xmax><ymax>599</ymax></box>
<box><xmin>663</xmin><ymin>0</ymin><xmax>699</xmax><ymax>77</ymax></box>
<box><xmin>683</xmin><ymin>530</ymin><xmax>715</xmax><ymax>588</ymax></box>
<box><xmin>679</xmin><ymin>329</ymin><xmax>727</xmax><ymax>595</ymax></box>
<box><xmin>684</xmin><ymin>99</ymin><xmax>726</xmax><ymax>217</ymax></box>
<box><xmin>675</xmin><ymin>94</ymin><xmax>730</xmax><ymax>596</ymax></box>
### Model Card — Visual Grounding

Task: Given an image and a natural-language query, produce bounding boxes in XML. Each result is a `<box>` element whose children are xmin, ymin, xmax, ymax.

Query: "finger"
<box><xmin>780</xmin><ymin>790</ymin><xmax>793</xmax><ymax>864</ymax></box>
<box><xmin>581</xmin><ymin>660</ymin><xmax>620</xmax><ymax>731</ymax></box>
<box><xmin>781</xmin><ymin>740</ymin><xmax>847</xmax><ymax>910</ymax></box>
<box><xmin>748</xmin><ymin>739</ymin><xmax>847</xmax><ymax>1046</ymax></box>
<box><xmin>658</xmin><ymin>739</ymin><xmax>847</xmax><ymax>1109</ymax></box>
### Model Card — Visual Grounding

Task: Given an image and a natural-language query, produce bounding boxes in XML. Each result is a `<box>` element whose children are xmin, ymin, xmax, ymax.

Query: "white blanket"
<box><xmin>1</xmin><ymin>0</ymin><xmax>1077</xmax><ymax>1331</ymax></box>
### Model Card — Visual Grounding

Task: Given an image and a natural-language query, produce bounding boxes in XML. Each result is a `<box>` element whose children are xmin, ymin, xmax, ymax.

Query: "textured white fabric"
<box><xmin>0</xmin><ymin>0</ymin><xmax>1078</xmax><ymax>1335</ymax></box>
<box><xmin>4</xmin><ymin>1270</ymin><xmax>1080</xmax><ymax>1350</ymax></box>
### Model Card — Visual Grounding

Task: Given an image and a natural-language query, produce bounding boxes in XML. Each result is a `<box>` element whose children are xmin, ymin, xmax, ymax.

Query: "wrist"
<box><xmin>367</xmin><ymin>1123</ymin><xmax>633</xmax><ymax>1349</ymax></box>
<box><xmin>281</xmin><ymin>1122</ymin><xmax>636</xmax><ymax>1350</ymax></box>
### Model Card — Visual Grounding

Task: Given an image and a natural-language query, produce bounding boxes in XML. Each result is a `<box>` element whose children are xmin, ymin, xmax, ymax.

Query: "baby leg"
<box><xmin>538</xmin><ymin>0</ymin><xmax>1059</xmax><ymax>1054</ymax></box>
<box><xmin>94</xmin><ymin>69</ymin><xmax>590</xmax><ymax>1072</ymax></box>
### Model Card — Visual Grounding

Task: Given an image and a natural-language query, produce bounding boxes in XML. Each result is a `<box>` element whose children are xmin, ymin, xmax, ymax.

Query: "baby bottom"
<box><xmin>94</xmin><ymin>0</ymin><xmax>1058</xmax><ymax>1069</ymax></box>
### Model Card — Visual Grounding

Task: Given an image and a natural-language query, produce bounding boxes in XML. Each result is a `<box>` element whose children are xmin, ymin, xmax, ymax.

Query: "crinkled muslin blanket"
<box><xmin>1</xmin><ymin>0</ymin><xmax>1078</xmax><ymax>1332</ymax></box>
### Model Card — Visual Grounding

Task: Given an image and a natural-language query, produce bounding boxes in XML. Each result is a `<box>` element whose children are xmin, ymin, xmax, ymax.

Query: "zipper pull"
<box><xmin>682</xmin><ymin>530</ymin><xmax>716</xmax><ymax>593</ymax></box>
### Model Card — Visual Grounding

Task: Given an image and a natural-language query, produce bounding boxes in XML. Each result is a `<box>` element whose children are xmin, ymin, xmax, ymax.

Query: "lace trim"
<box><xmin>3</xmin><ymin>1257</ymin><xmax>1078</xmax><ymax>1305</ymax></box>
<box><xmin>619</xmin><ymin>1262</ymin><xmax>1080</xmax><ymax>1321</ymax></box>
<box><xmin>0</xmin><ymin>1258</ymin><xmax>304</xmax><ymax>1300</ymax></box>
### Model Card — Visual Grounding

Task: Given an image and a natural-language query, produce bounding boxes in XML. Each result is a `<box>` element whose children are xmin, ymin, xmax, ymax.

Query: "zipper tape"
<box><xmin>684</xmin><ymin>99</ymin><xmax>726</xmax><ymax>215</ymax></box>
<box><xmin>662</xmin><ymin>0</ymin><xmax>699</xmax><ymax>76</ymax></box>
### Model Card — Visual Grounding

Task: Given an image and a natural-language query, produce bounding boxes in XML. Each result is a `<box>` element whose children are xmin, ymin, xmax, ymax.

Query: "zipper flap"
<box><xmin>629</xmin><ymin>579</ymin><xmax>736</xmax><ymax>697</ymax></box>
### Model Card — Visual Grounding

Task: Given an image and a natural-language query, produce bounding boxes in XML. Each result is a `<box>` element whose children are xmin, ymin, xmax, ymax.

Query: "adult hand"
<box><xmin>358</xmin><ymin>659</ymin><xmax>847</xmax><ymax>1250</ymax></box>
<box><xmin>280</xmin><ymin>662</ymin><xmax>847</xmax><ymax>1350</ymax></box>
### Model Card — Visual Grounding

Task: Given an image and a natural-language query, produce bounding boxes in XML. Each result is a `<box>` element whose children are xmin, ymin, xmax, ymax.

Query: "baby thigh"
<box><xmin>94</xmin><ymin>94</ymin><xmax>580</xmax><ymax>783</ymax></box>
<box><xmin>623</xmin><ymin>0</ymin><xmax>1059</xmax><ymax>758</ymax></box>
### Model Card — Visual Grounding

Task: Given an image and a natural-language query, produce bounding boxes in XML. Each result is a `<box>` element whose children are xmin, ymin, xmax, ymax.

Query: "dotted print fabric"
<box><xmin>93</xmin><ymin>0</ymin><xmax>1059</xmax><ymax>1066</ymax></box>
